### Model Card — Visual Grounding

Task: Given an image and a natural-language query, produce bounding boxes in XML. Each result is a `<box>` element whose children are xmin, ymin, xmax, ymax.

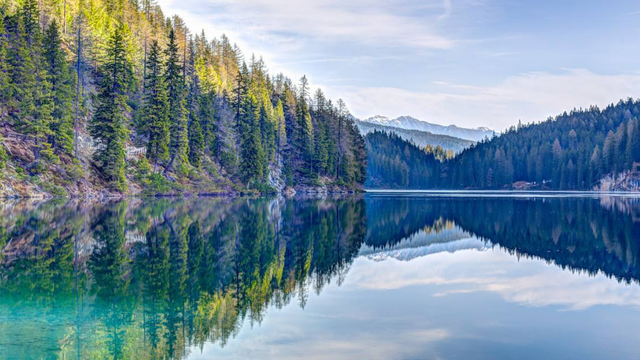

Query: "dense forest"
<box><xmin>0</xmin><ymin>0</ymin><xmax>366</xmax><ymax>197</ymax></box>
<box><xmin>366</xmin><ymin>100</ymin><xmax>640</xmax><ymax>190</ymax></box>
<box><xmin>365</xmin><ymin>131</ymin><xmax>441</xmax><ymax>189</ymax></box>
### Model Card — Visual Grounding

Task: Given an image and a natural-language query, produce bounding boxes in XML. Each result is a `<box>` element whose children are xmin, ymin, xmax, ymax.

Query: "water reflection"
<box><xmin>364</xmin><ymin>195</ymin><xmax>640</xmax><ymax>284</ymax></box>
<box><xmin>0</xmin><ymin>198</ymin><xmax>365</xmax><ymax>359</ymax></box>
<box><xmin>0</xmin><ymin>194</ymin><xmax>639</xmax><ymax>359</ymax></box>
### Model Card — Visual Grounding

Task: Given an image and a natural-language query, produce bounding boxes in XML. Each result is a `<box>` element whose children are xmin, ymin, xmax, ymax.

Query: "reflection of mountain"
<box><xmin>361</xmin><ymin>238</ymin><xmax>487</xmax><ymax>262</ymax></box>
<box><xmin>0</xmin><ymin>197</ymin><xmax>365</xmax><ymax>360</ymax></box>
<box><xmin>359</xmin><ymin>222</ymin><xmax>486</xmax><ymax>261</ymax></box>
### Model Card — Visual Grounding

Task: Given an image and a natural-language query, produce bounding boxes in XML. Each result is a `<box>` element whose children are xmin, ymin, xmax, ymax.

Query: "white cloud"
<box><xmin>158</xmin><ymin>0</ymin><xmax>453</xmax><ymax>50</ymax></box>
<box><xmin>328</xmin><ymin>69</ymin><xmax>640</xmax><ymax>131</ymax></box>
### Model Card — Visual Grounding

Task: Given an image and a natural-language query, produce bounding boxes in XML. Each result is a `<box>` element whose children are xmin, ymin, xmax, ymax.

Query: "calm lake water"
<box><xmin>1</xmin><ymin>193</ymin><xmax>640</xmax><ymax>359</ymax></box>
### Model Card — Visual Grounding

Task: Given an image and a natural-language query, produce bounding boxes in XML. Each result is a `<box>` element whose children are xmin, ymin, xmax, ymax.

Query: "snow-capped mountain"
<box><xmin>362</xmin><ymin>115</ymin><xmax>495</xmax><ymax>142</ymax></box>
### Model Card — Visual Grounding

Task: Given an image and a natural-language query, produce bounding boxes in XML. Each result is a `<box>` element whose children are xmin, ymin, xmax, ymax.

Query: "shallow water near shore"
<box><xmin>1</xmin><ymin>193</ymin><xmax>639</xmax><ymax>359</ymax></box>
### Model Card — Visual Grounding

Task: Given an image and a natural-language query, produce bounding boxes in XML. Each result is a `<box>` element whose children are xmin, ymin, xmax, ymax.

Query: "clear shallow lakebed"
<box><xmin>1</xmin><ymin>193</ymin><xmax>640</xmax><ymax>359</ymax></box>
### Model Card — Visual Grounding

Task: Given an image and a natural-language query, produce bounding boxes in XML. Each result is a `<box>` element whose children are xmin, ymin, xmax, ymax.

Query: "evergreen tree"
<box><xmin>0</xmin><ymin>12</ymin><xmax>9</xmax><ymax>117</ymax></box>
<box><xmin>43</xmin><ymin>20</ymin><xmax>75</xmax><ymax>154</ymax></box>
<box><xmin>89</xmin><ymin>25</ymin><xmax>132</xmax><ymax>191</ymax></box>
<box><xmin>239</xmin><ymin>94</ymin><xmax>265</xmax><ymax>185</ymax></box>
<box><xmin>6</xmin><ymin>12</ymin><xmax>37</xmax><ymax>132</ymax></box>
<box><xmin>296</xmin><ymin>76</ymin><xmax>314</xmax><ymax>180</ymax></box>
<box><xmin>186</xmin><ymin>39</ymin><xmax>204</xmax><ymax>167</ymax></box>
<box><xmin>140</xmin><ymin>40</ymin><xmax>169</xmax><ymax>169</ymax></box>
<box><xmin>164</xmin><ymin>28</ymin><xmax>189</xmax><ymax>174</ymax></box>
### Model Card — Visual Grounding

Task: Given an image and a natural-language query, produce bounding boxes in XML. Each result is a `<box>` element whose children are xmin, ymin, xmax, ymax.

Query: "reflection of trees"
<box><xmin>0</xmin><ymin>197</ymin><xmax>365</xmax><ymax>359</ymax></box>
<box><xmin>366</xmin><ymin>196</ymin><xmax>640</xmax><ymax>284</ymax></box>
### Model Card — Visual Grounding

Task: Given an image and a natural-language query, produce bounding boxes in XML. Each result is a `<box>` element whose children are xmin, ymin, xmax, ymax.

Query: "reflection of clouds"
<box><xmin>191</xmin><ymin>313</ymin><xmax>449</xmax><ymax>360</ymax></box>
<box><xmin>347</xmin><ymin>248</ymin><xmax>640</xmax><ymax>311</ymax></box>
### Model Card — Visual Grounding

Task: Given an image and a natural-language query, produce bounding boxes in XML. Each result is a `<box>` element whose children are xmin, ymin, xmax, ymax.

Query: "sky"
<box><xmin>157</xmin><ymin>0</ymin><xmax>640</xmax><ymax>131</ymax></box>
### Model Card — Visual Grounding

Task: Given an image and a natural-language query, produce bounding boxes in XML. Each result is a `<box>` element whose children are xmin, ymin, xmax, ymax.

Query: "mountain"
<box><xmin>361</xmin><ymin>115</ymin><xmax>495</xmax><ymax>142</ymax></box>
<box><xmin>355</xmin><ymin>120</ymin><xmax>473</xmax><ymax>153</ymax></box>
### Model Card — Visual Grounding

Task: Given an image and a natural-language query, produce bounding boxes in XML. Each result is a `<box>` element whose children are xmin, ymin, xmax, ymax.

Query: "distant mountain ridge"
<box><xmin>355</xmin><ymin>120</ymin><xmax>473</xmax><ymax>153</ymax></box>
<box><xmin>361</xmin><ymin>115</ymin><xmax>495</xmax><ymax>142</ymax></box>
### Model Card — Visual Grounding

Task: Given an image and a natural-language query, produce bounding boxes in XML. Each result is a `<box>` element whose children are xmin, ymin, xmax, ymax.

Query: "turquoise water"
<box><xmin>1</xmin><ymin>194</ymin><xmax>639</xmax><ymax>359</ymax></box>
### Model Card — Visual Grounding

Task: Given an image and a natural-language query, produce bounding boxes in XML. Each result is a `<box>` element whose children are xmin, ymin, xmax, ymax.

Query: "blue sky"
<box><xmin>158</xmin><ymin>0</ymin><xmax>640</xmax><ymax>131</ymax></box>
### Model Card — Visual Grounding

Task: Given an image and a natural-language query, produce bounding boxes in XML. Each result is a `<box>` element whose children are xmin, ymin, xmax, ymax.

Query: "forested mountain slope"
<box><xmin>365</xmin><ymin>131</ymin><xmax>440</xmax><ymax>189</ymax></box>
<box><xmin>366</xmin><ymin>99</ymin><xmax>640</xmax><ymax>191</ymax></box>
<box><xmin>355</xmin><ymin>120</ymin><xmax>473</xmax><ymax>153</ymax></box>
<box><xmin>442</xmin><ymin>99</ymin><xmax>640</xmax><ymax>190</ymax></box>
<box><xmin>0</xmin><ymin>0</ymin><xmax>366</xmax><ymax>197</ymax></box>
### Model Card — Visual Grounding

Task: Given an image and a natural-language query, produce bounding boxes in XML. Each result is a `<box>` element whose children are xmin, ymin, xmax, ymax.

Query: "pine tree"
<box><xmin>140</xmin><ymin>40</ymin><xmax>169</xmax><ymax>169</ymax></box>
<box><xmin>164</xmin><ymin>28</ymin><xmax>189</xmax><ymax>174</ymax></box>
<box><xmin>6</xmin><ymin>12</ymin><xmax>37</xmax><ymax>132</ymax></box>
<box><xmin>89</xmin><ymin>25</ymin><xmax>132</xmax><ymax>191</ymax></box>
<box><xmin>186</xmin><ymin>38</ymin><xmax>204</xmax><ymax>167</ymax></box>
<box><xmin>233</xmin><ymin>63</ymin><xmax>249</xmax><ymax>164</ymax></box>
<box><xmin>43</xmin><ymin>20</ymin><xmax>75</xmax><ymax>154</ymax></box>
<box><xmin>240</xmin><ymin>94</ymin><xmax>265</xmax><ymax>185</ymax></box>
<box><xmin>274</xmin><ymin>100</ymin><xmax>286</xmax><ymax>165</ymax></box>
<box><xmin>0</xmin><ymin>12</ymin><xmax>9</xmax><ymax>117</ymax></box>
<box><xmin>296</xmin><ymin>77</ymin><xmax>314</xmax><ymax>180</ymax></box>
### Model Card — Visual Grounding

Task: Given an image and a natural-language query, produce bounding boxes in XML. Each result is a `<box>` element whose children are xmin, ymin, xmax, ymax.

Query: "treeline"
<box><xmin>0</xmin><ymin>0</ymin><xmax>366</xmax><ymax>193</ymax></box>
<box><xmin>367</xmin><ymin>99</ymin><xmax>640</xmax><ymax>190</ymax></box>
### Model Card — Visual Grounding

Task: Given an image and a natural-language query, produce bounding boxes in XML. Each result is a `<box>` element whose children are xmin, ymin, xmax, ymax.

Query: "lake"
<box><xmin>1</xmin><ymin>193</ymin><xmax>639</xmax><ymax>359</ymax></box>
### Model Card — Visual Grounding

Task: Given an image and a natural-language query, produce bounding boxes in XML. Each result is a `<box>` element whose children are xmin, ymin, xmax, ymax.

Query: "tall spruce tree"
<box><xmin>239</xmin><ymin>94</ymin><xmax>265</xmax><ymax>185</ymax></box>
<box><xmin>0</xmin><ymin>12</ymin><xmax>9</xmax><ymax>117</ymax></box>
<box><xmin>89</xmin><ymin>25</ymin><xmax>132</xmax><ymax>191</ymax></box>
<box><xmin>140</xmin><ymin>40</ymin><xmax>169</xmax><ymax>169</ymax></box>
<box><xmin>164</xmin><ymin>28</ymin><xmax>189</xmax><ymax>174</ymax></box>
<box><xmin>296</xmin><ymin>76</ymin><xmax>314</xmax><ymax>180</ymax></box>
<box><xmin>186</xmin><ymin>39</ymin><xmax>204</xmax><ymax>167</ymax></box>
<box><xmin>43</xmin><ymin>20</ymin><xmax>75</xmax><ymax>154</ymax></box>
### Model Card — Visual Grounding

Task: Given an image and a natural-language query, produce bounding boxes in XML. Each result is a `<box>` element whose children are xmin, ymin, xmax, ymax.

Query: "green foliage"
<box><xmin>43</xmin><ymin>20</ymin><xmax>75</xmax><ymax>154</ymax></box>
<box><xmin>89</xmin><ymin>25</ymin><xmax>133</xmax><ymax>191</ymax></box>
<box><xmin>142</xmin><ymin>172</ymin><xmax>180</xmax><ymax>195</ymax></box>
<box><xmin>140</xmin><ymin>40</ymin><xmax>170</xmax><ymax>168</ymax></box>
<box><xmin>164</xmin><ymin>28</ymin><xmax>189</xmax><ymax>172</ymax></box>
<box><xmin>365</xmin><ymin>131</ymin><xmax>440</xmax><ymax>189</ymax></box>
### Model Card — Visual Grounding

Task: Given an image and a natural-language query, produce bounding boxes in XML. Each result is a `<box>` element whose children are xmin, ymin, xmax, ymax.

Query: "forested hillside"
<box><xmin>366</xmin><ymin>100</ymin><xmax>640</xmax><ymax>191</ymax></box>
<box><xmin>442</xmin><ymin>99</ymin><xmax>640</xmax><ymax>190</ymax></box>
<box><xmin>0</xmin><ymin>0</ymin><xmax>366</xmax><ymax>197</ymax></box>
<box><xmin>365</xmin><ymin>131</ymin><xmax>440</xmax><ymax>189</ymax></box>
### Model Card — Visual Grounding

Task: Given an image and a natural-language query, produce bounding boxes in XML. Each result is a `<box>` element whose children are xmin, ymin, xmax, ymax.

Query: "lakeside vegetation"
<box><xmin>0</xmin><ymin>0</ymin><xmax>366</xmax><ymax>197</ymax></box>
